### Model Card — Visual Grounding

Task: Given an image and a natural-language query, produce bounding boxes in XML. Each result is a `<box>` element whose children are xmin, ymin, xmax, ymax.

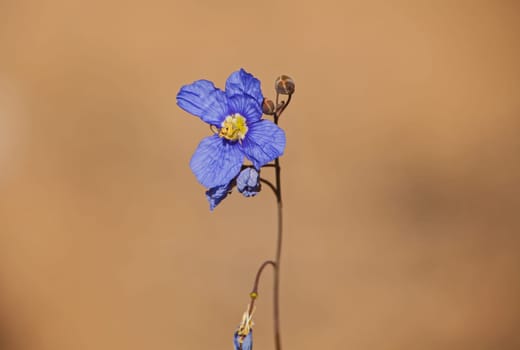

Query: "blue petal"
<box><xmin>233</xmin><ymin>331</ymin><xmax>253</xmax><ymax>350</ymax></box>
<box><xmin>190</xmin><ymin>134</ymin><xmax>243</xmax><ymax>188</ymax></box>
<box><xmin>226</xmin><ymin>69</ymin><xmax>263</xmax><ymax>105</ymax></box>
<box><xmin>228</xmin><ymin>95</ymin><xmax>262</xmax><ymax>123</ymax></box>
<box><xmin>206</xmin><ymin>183</ymin><xmax>232</xmax><ymax>211</ymax></box>
<box><xmin>237</xmin><ymin>168</ymin><xmax>260</xmax><ymax>197</ymax></box>
<box><xmin>177</xmin><ymin>80</ymin><xmax>229</xmax><ymax>125</ymax></box>
<box><xmin>241</xmin><ymin>120</ymin><xmax>286</xmax><ymax>169</ymax></box>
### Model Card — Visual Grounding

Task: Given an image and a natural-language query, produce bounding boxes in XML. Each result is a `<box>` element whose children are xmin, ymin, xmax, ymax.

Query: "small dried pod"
<box><xmin>275</xmin><ymin>75</ymin><xmax>295</xmax><ymax>95</ymax></box>
<box><xmin>262</xmin><ymin>98</ymin><xmax>276</xmax><ymax>115</ymax></box>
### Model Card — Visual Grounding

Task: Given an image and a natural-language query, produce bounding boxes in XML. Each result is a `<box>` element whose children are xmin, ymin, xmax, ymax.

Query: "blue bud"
<box><xmin>236</xmin><ymin>168</ymin><xmax>261</xmax><ymax>197</ymax></box>
<box><xmin>233</xmin><ymin>330</ymin><xmax>253</xmax><ymax>350</ymax></box>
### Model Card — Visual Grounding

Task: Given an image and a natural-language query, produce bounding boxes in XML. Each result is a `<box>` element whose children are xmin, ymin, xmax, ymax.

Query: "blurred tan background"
<box><xmin>1</xmin><ymin>0</ymin><xmax>520</xmax><ymax>349</ymax></box>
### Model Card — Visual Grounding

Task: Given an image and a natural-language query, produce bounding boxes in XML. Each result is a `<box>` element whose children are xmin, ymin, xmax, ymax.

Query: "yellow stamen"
<box><xmin>219</xmin><ymin>114</ymin><xmax>248</xmax><ymax>141</ymax></box>
<box><xmin>237</xmin><ymin>306</ymin><xmax>255</xmax><ymax>337</ymax></box>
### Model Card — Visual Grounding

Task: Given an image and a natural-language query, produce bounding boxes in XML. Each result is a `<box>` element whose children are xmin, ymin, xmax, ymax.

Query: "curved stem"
<box><xmin>248</xmin><ymin>260</ymin><xmax>276</xmax><ymax>315</ymax></box>
<box><xmin>260</xmin><ymin>178</ymin><xmax>277</xmax><ymax>197</ymax></box>
<box><xmin>262</xmin><ymin>164</ymin><xmax>276</xmax><ymax>168</ymax></box>
<box><xmin>275</xmin><ymin>94</ymin><xmax>292</xmax><ymax>119</ymax></box>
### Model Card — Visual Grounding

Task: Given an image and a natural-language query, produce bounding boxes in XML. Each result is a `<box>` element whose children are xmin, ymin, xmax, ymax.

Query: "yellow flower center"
<box><xmin>219</xmin><ymin>114</ymin><xmax>248</xmax><ymax>141</ymax></box>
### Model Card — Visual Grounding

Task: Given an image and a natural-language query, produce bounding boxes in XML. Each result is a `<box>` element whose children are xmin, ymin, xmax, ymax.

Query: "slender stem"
<box><xmin>256</xmin><ymin>168</ymin><xmax>282</xmax><ymax>350</ymax></box>
<box><xmin>274</xmin><ymin>97</ymin><xmax>279</xmax><ymax>124</ymax></box>
<box><xmin>260</xmin><ymin>178</ymin><xmax>277</xmax><ymax>196</ymax></box>
<box><xmin>243</xmin><ymin>163</ymin><xmax>276</xmax><ymax>170</ymax></box>
<box><xmin>248</xmin><ymin>260</ymin><xmax>276</xmax><ymax>315</ymax></box>
<box><xmin>272</xmin><ymin>92</ymin><xmax>287</xmax><ymax>350</ymax></box>
<box><xmin>273</xmin><ymin>156</ymin><xmax>283</xmax><ymax>350</ymax></box>
<box><xmin>276</xmin><ymin>94</ymin><xmax>292</xmax><ymax>119</ymax></box>
<box><xmin>247</xmin><ymin>92</ymin><xmax>292</xmax><ymax>350</ymax></box>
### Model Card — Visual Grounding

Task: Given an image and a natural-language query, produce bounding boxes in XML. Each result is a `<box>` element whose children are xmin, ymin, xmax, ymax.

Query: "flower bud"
<box><xmin>262</xmin><ymin>98</ymin><xmax>276</xmax><ymax>115</ymax></box>
<box><xmin>237</xmin><ymin>168</ymin><xmax>260</xmax><ymax>197</ymax></box>
<box><xmin>234</xmin><ymin>330</ymin><xmax>253</xmax><ymax>350</ymax></box>
<box><xmin>275</xmin><ymin>75</ymin><xmax>295</xmax><ymax>95</ymax></box>
<box><xmin>234</xmin><ymin>307</ymin><xmax>254</xmax><ymax>350</ymax></box>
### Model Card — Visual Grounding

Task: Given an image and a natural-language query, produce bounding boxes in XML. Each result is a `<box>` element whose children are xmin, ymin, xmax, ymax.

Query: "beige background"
<box><xmin>1</xmin><ymin>1</ymin><xmax>520</xmax><ymax>349</ymax></box>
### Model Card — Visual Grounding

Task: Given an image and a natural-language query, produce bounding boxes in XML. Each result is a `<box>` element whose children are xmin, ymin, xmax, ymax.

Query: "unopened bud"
<box><xmin>262</xmin><ymin>98</ymin><xmax>276</xmax><ymax>115</ymax></box>
<box><xmin>275</xmin><ymin>75</ymin><xmax>295</xmax><ymax>95</ymax></box>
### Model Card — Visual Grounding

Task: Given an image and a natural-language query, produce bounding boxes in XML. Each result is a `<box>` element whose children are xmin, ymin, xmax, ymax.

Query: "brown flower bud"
<box><xmin>275</xmin><ymin>75</ymin><xmax>295</xmax><ymax>95</ymax></box>
<box><xmin>262</xmin><ymin>98</ymin><xmax>276</xmax><ymax>115</ymax></box>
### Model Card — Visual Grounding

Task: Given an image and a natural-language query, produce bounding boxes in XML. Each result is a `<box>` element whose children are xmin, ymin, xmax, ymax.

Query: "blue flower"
<box><xmin>233</xmin><ymin>308</ymin><xmax>254</xmax><ymax>350</ymax></box>
<box><xmin>205</xmin><ymin>182</ymin><xmax>233</xmax><ymax>211</ymax></box>
<box><xmin>177</xmin><ymin>69</ymin><xmax>286</xmax><ymax>189</ymax></box>
<box><xmin>237</xmin><ymin>168</ymin><xmax>260</xmax><ymax>197</ymax></box>
<box><xmin>233</xmin><ymin>330</ymin><xmax>253</xmax><ymax>350</ymax></box>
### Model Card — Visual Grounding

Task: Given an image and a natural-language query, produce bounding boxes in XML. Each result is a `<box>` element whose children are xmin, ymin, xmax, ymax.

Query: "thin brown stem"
<box><xmin>272</xmin><ymin>94</ymin><xmax>290</xmax><ymax>350</ymax></box>
<box><xmin>248</xmin><ymin>260</ymin><xmax>276</xmax><ymax>315</ymax></box>
<box><xmin>248</xmin><ymin>90</ymin><xmax>292</xmax><ymax>350</ymax></box>
<box><xmin>260</xmin><ymin>178</ymin><xmax>277</xmax><ymax>197</ymax></box>
<box><xmin>241</xmin><ymin>163</ymin><xmax>276</xmax><ymax>171</ymax></box>
<box><xmin>276</xmin><ymin>94</ymin><xmax>292</xmax><ymax>119</ymax></box>
<box><xmin>273</xmin><ymin>156</ymin><xmax>282</xmax><ymax>350</ymax></box>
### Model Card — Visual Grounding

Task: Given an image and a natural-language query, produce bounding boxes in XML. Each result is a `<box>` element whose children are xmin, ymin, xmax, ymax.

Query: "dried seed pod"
<box><xmin>262</xmin><ymin>98</ymin><xmax>276</xmax><ymax>115</ymax></box>
<box><xmin>275</xmin><ymin>75</ymin><xmax>295</xmax><ymax>95</ymax></box>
